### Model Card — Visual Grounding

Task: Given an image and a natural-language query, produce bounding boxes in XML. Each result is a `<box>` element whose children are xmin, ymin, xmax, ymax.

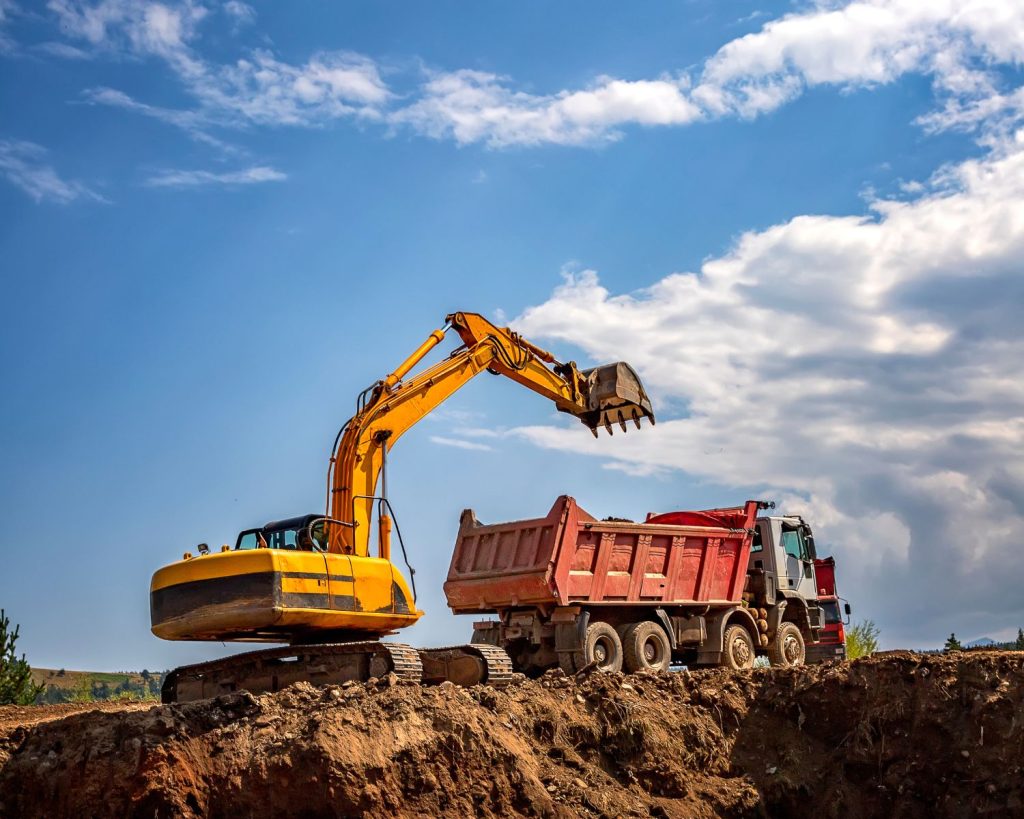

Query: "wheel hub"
<box><xmin>732</xmin><ymin>636</ymin><xmax>751</xmax><ymax>666</ymax></box>
<box><xmin>783</xmin><ymin>635</ymin><xmax>801</xmax><ymax>664</ymax></box>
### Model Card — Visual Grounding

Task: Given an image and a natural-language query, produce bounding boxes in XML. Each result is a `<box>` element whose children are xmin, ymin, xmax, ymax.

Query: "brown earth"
<box><xmin>1</xmin><ymin>651</ymin><xmax>1022</xmax><ymax>818</ymax></box>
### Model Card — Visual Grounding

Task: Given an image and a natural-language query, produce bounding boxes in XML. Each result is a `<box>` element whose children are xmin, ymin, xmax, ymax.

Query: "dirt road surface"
<box><xmin>1</xmin><ymin>651</ymin><xmax>1022</xmax><ymax>818</ymax></box>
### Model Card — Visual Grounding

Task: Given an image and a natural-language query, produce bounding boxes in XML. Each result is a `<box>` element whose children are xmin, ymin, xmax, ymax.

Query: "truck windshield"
<box><xmin>820</xmin><ymin>600</ymin><xmax>841</xmax><ymax>624</ymax></box>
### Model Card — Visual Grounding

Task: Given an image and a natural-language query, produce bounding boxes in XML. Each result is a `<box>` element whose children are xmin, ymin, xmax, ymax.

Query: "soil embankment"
<box><xmin>1</xmin><ymin>651</ymin><xmax>1022</xmax><ymax>818</ymax></box>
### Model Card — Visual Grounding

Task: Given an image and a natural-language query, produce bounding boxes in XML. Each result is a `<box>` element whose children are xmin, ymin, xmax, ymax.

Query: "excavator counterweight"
<box><xmin>150</xmin><ymin>312</ymin><xmax>655</xmax><ymax>701</ymax></box>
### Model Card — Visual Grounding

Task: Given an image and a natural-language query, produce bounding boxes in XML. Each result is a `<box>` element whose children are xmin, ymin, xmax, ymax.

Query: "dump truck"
<box><xmin>151</xmin><ymin>312</ymin><xmax>655</xmax><ymax>702</ymax></box>
<box><xmin>805</xmin><ymin>556</ymin><xmax>851</xmax><ymax>663</ymax></box>
<box><xmin>445</xmin><ymin>495</ymin><xmax>827</xmax><ymax>672</ymax></box>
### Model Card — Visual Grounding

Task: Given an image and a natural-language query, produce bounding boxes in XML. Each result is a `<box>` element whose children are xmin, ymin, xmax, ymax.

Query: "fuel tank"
<box><xmin>151</xmin><ymin>548</ymin><xmax>422</xmax><ymax>642</ymax></box>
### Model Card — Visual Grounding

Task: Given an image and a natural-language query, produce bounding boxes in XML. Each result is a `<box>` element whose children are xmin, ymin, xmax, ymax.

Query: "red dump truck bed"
<box><xmin>444</xmin><ymin>496</ymin><xmax>760</xmax><ymax>613</ymax></box>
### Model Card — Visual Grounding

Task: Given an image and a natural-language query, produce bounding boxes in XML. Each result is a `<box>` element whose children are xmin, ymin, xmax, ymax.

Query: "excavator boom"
<box><xmin>327</xmin><ymin>311</ymin><xmax>654</xmax><ymax>555</ymax></box>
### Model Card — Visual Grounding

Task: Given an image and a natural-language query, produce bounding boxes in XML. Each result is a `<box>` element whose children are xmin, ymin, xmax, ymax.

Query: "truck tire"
<box><xmin>722</xmin><ymin>624</ymin><xmax>755</xmax><ymax>670</ymax></box>
<box><xmin>560</xmin><ymin>621</ymin><xmax>623</xmax><ymax>673</ymax></box>
<box><xmin>768</xmin><ymin>622</ymin><xmax>806</xmax><ymax>667</ymax></box>
<box><xmin>622</xmin><ymin>621</ymin><xmax>671</xmax><ymax>672</ymax></box>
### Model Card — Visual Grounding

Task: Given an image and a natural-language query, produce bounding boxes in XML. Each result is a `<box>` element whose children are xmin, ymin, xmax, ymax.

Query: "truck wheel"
<box><xmin>560</xmin><ymin>621</ymin><xmax>623</xmax><ymax>673</ymax></box>
<box><xmin>768</xmin><ymin>622</ymin><xmax>806</xmax><ymax>667</ymax></box>
<box><xmin>722</xmin><ymin>624</ymin><xmax>755</xmax><ymax>670</ymax></box>
<box><xmin>622</xmin><ymin>622</ymin><xmax>671</xmax><ymax>672</ymax></box>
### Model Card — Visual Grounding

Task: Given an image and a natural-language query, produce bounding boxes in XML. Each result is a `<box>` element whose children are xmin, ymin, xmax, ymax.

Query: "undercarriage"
<box><xmin>161</xmin><ymin>641</ymin><xmax>515</xmax><ymax>703</ymax></box>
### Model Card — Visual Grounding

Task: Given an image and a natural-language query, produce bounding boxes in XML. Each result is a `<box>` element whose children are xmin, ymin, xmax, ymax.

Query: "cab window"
<box><xmin>236</xmin><ymin>531</ymin><xmax>260</xmax><ymax>550</ymax></box>
<box><xmin>265</xmin><ymin>529</ymin><xmax>298</xmax><ymax>550</ymax></box>
<box><xmin>781</xmin><ymin>530</ymin><xmax>804</xmax><ymax>560</ymax></box>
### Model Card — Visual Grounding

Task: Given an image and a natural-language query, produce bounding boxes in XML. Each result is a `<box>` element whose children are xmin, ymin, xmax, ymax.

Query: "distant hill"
<box><xmin>31</xmin><ymin>668</ymin><xmax>165</xmax><ymax>704</ymax></box>
<box><xmin>966</xmin><ymin>637</ymin><xmax>996</xmax><ymax>648</ymax></box>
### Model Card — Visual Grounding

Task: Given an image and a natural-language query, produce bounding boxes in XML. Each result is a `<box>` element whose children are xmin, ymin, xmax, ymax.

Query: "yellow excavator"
<box><xmin>151</xmin><ymin>312</ymin><xmax>654</xmax><ymax>702</ymax></box>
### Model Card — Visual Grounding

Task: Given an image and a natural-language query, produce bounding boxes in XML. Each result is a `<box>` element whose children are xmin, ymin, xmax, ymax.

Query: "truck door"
<box><xmin>780</xmin><ymin>527</ymin><xmax>802</xmax><ymax>590</ymax></box>
<box><xmin>780</xmin><ymin>525</ymin><xmax>818</xmax><ymax>598</ymax></box>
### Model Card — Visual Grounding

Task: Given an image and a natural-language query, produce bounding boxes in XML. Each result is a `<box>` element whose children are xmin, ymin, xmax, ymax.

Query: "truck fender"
<box><xmin>766</xmin><ymin>600</ymin><xmax>787</xmax><ymax>637</ymax></box>
<box><xmin>654</xmin><ymin>608</ymin><xmax>677</xmax><ymax>649</ymax></box>
<box><xmin>773</xmin><ymin>593</ymin><xmax>815</xmax><ymax>640</ymax></box>
<box><xmin>701</xmin><ymin>606</ymin><xmax>759</xmax><ymax>656</ymax></box>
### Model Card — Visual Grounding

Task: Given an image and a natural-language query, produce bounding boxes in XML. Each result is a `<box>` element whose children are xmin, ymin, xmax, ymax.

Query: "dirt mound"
<box><xmin>2</xmin><ymin>651</ymin><xmax>1022</xmax><ymax>818</ymax></box>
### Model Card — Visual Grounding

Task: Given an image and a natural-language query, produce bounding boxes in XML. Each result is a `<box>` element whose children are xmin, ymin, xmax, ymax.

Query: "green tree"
<box><xmin>0</xmin><ymin>609</ymin><xmax>45</xmax><ymax>705</ymax></box>
<box><xmin>944</xmin><ymin>633</ymin><xmax>963</xmax><ymax>651</ymax></box>
<box><xmin>70</xmin><ymin>676</ymin><xmax>94</xmax><ymax>703</ymax></box>
<box><xmin>1014</xmin><ymin>628</ymin><xmax>1024</xmax><ymax>651</ymax></box>
<box><xmin>845</xmin><ymin>620</ymin><xmax>880</xmax><ymax>659</ymax></box>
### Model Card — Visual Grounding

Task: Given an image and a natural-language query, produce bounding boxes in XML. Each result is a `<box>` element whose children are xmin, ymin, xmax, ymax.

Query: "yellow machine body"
<box><xmin>151</xmin><ymin>548</ymin><xmax>421</xmax><ymax>642</ymax></box>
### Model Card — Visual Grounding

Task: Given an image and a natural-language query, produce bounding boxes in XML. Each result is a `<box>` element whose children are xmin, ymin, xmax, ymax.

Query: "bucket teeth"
<box><xmin>632</xmin><ymin>409</ymin><xmax>642</xmax><ymax>430</ymax></box>
<box><xmin>618</xmin><ymin>410</ymin><xmax>628</xmax><ymax>433</ymax></box>
<box><xmin>604</xmin><ymin>416</ymin><xmax>613</xmax><ymax>435</ymax></box>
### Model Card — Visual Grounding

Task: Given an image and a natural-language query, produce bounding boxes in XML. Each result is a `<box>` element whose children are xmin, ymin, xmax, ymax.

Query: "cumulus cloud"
<box><xmin>0</xmin><ymin>139</ymin><xmax>106</xmax><ymax>203</ymax></box>
<box><xmin>144</xmin><ymin>164</ymin><xmax>286</xmax><ymax>187</ymax></box>
<box><xmin>397</xmin><ymin>0</ymin><xmax>1024</xmax><ymax>146</ymax></box>
<box><xmin>392</xmin><ymin>70</ymin><xmax>701</xmax><ymax>147</ymax></box>
<box><xmin>49</xmin><ymin>1</ymin><xmax>391</xmax><ymax>129</ymax></box>
<box><xmin>34</xmin><ymin>0</ymin><xmax>1024</xmax><ymax>148</ymax></box>
<box><xmin>222</xmin><ymin>0</ymin><xmax>253</xmax><ymax>26</ymax></box>
<box><xmin>510</xmin><ymin>131</ymin><xmax>1024</xmax><ymax>646</ymax></box>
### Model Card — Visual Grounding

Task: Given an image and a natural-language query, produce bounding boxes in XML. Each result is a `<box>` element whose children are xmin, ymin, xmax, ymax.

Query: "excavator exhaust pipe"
<box><xmin>579</xmin><ymin>362</ymin><xmax>656</xmax><ymax>436</ymax></box>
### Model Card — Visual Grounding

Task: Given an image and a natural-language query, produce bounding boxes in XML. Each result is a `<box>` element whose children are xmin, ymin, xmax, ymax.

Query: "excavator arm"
<box><xmin>327</xmin><ymin>311</ymin><xmax>655</xmax><ymax>555</ymax></box>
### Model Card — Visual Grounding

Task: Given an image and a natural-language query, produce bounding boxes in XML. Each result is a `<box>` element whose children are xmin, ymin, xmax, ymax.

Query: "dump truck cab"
<box><xmin>745</xmin><ymin>514</ymin><xmax>825</xmax><ymax>659</ymax></box>
<box><xmin>750</xmin><ymin>515</ymin><xmax>820</xmax><ymax>601</ymax></box>
<box><xmin>806</xmin><ymin>556</ymin><xmax>851</xmax><ymax>663</ymax></box>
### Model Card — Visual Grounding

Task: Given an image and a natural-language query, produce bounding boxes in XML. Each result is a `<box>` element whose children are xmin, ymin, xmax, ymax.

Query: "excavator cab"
<box><xmin>235</xmin><ymin>515</ymin><xmax>327</xmax><ymax>552</ymax></box>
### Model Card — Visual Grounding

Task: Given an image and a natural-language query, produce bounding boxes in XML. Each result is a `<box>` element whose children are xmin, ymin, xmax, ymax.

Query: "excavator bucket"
<box><xmin>579</xmin><ymin>362</ymin><xmax>656</xmax><ymax>436</ymax></box>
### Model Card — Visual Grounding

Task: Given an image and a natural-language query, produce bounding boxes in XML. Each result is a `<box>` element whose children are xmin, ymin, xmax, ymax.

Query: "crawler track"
<box><xmin>162</xmin><ymin>641</ymin><xmax>423</xmax><ymax>703</ymax></box>
<box><xmin>419</xmin><ymin>643</ymin><xmax>517</xmax><ymax>687</ymax></box>
<box><xmin>162</xmin><ymin>641</ymin><xmax>516</xmax><ymax>703</ymax></box>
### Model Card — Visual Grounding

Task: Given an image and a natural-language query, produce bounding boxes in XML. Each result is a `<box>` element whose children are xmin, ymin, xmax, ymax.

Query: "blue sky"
<box><xmin>1</xmin><ymin>0</ymin><xmax>1023</xmax><ymax>670</ymax></box>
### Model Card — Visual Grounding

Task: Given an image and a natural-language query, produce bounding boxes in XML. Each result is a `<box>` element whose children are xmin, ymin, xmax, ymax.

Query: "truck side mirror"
<box><xmin>844</xmin><ymin>602</ymin><xmax>852</xmax><ymax>616</ymax></box>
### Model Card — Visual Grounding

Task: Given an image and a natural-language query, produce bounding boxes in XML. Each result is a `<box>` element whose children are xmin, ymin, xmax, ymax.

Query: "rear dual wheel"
<box><xmin>722</xmin><ymin>624</ymin><xmax>756</xmax><ymax>670</ymax></box>
<box><xmin>622</xmin><ymin>621</ymin><xmax>671</xmax><ymax>673</ymax></box>
<box><xmin>559</xmin><ymin>621</ymin><xmax>624</xmax><ymax>673</ymax></box>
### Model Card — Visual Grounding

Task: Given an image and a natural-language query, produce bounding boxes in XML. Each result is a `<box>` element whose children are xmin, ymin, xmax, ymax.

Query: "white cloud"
<box><xmin>82</xmin><ymin>86</ymin><xmax>237</xmax><ymax>151</ymax></box>
<box><xmin>34</xmin><ymin>40</ymin><xmax>92</xmax><ymax>58</ymax></box>
<box><xmin>40</xmin><ymin>0</ymin><xmax>1024</xmax><ymax>148</ymax></box>
<box><xmin>396</xmin><ymin>0</ymin><xmax>1024</xmax><ymax>146</ymax></box>
<box><xmin>222</xmin><ymin>0</ymin><xmax>253</xmax><ymax>26</ymax></box>
<box><xmin>429</xmin><ymin>436</ymin><xmax>494</xmax><ymax>453</ymax></box>
<box><xmin>392</xmin><ymin>70</ymin><xmax>701</xmax><ymax>147</ymax></box>
<box><xmin>49</xmin><ymin>2</ymin><xmax>390</xmax><ymax>130</ymax></box>
<box><xmin>0</xmin><ymin>0</ymin><xmax>18</xmax><ymax>53</ymax></box>
<box><xmin>0</xmin><ymin>139</ymin><xmax>106</xmax><ymax>203</ymax></box>
<box><xmin>510</xmin><ymin>130</ymin><xmax>1024</xmax><ymax>644</ymax></box>
<box><xmin>144</xmin><ymin>164</ymin><xmax>286</xmax><ymax>187</ymax></box>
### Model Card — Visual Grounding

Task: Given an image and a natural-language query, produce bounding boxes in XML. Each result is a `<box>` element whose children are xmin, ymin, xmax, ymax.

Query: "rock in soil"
<box><xmin>1</xmin><ymin>651</ymin><xmax>1023</xmax><ymax>818</ymax></box>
